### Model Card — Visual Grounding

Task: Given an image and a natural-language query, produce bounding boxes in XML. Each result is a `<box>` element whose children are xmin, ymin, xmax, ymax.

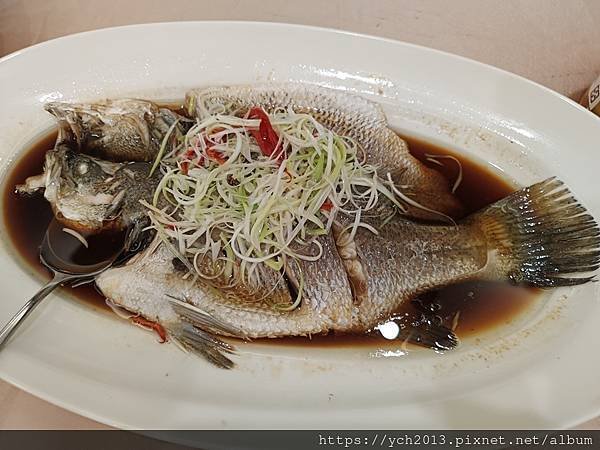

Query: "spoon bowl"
<box><xmin>42</xmin><ymin>219</ymin><xmax>124</xmax><ymax>276</ymax></box>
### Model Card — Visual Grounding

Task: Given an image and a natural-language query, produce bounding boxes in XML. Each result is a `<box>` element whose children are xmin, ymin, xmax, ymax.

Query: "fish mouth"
<box><xmin>40</xmin><ymin>147</ymin><xmax>64</xmax><ymax>205</ymax></box>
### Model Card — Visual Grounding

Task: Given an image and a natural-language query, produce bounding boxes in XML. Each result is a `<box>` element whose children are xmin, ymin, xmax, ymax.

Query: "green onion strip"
<box><xmin>145</xmin><ymin>98</ymin><xmax>432</xmax><ymax>309</ymax></box>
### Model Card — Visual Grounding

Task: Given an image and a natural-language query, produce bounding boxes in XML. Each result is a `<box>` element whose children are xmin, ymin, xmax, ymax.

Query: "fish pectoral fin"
<box><xmin>167</xmin><ymin>295</ymin><xmax>246</xmax><ymax>369</ymax></box>
<box><xmin>399</xmin><ymin>314</ymin><xmax>459</xmax><ymax>351</ymax></box>
<box><xmin>16</xmin><ymin>173</ymin><xmax>47</xmax><ymax>195</ymax></box>
<box><xmin>121</xmin><ymin>221</ymin><xmax>155</xmax><ymax>256</ymax></box>
<box><xmin>167</xmin><ymin>295</ymin><xmax>248</xmax><ymax>339</ymax></box>
<box><xmin>172</xmin><ymin>323</ymin><xmax>236</xmax><ymax>370</ymax></box>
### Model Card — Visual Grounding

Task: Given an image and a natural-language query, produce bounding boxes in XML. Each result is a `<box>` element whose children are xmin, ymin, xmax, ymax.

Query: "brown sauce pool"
<box><xmin>1</xmin><ymin>123</ymin><xmax>540</xmax><ymax>348</ymax></box>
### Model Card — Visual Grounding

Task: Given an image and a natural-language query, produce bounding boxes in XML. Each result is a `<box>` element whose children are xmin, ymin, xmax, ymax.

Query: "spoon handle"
<box><xmin>0</xmin><ymin>273</ymin><xmax>71</xmax><ymax>350</ymax></box>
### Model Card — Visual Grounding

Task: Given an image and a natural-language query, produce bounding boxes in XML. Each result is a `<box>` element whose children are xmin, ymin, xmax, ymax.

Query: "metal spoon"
<box><xmin>0</xmin><ymin>219</ymin><xmax>124</xmax><ymax>349</ymax></box>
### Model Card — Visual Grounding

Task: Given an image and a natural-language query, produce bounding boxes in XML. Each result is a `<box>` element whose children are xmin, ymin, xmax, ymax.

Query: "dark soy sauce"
<box><xmin>1</xmin><ymin>125</ymin><xmax>539</xmax><ymax>343</ymax></box>
<box><xmin>399</xmin><ymin>136</ymin><xmax>538</xmax><ymax>339</ymax></box>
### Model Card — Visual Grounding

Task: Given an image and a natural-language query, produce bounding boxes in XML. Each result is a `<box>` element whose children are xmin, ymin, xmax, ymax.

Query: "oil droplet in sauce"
<box><xmin>1</xmin><ymin>123</ymin><xmax>540</xmax><ymax>349</ymax></box>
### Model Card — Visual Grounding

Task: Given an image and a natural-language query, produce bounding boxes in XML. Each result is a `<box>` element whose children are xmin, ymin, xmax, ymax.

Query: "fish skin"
<box><xmin>97</xmin><ymin>243</ymin><xmax>342</xmax><ymax>338</ymax></box>
<box><xmin>18</xmin><ymin>144</ymin><xmax>161</xmax><ymax>233</ymax></box>
<box><xmin>284</xmin><ymin>234</ymin><xmax>355</xmax><ymax>330</ymax></box>
<box><xmin>45</xmin><ymin>99</ymin><xmax>190</xmax><ymax>162</ymax></box>
<box><xmin>97</xmin><ymin>230</ymin><xmax>355</xmax><ymax>339</ymax></box>
<box><xmin>192</xmin><ymin>253</ymin><xmax>294</xmax><ymax>310</ymax></box>
<box><xmin>185</xmin><ymin>83</ymin><xmax>463</xmax><ymax>220</ymax></box>
<box><xmin>97</xmin><ymin>217</ymin><xmax>485</xmax><ymax>339</ymax></box>
<box><xmin>334</xmin><ymin>215</ymin><xmax>487</xmax><ymax>330</ymax></box>
<box><xmin>174</xmin><ymin>234</ymin><xmax>357</xmax><ymax>331</ymax></box>
<box><xmin>96</xmin><ymin>178</ymin><xmax>600</xmax><ymax>370</ymax></box>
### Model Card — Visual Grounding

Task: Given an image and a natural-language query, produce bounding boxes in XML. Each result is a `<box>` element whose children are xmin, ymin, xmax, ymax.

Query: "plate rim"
<box><xmin>0</xmin><ymin>20</ymin><xmax>599</xmax><ymax>430</ymax></box>
<box><xmin>0</xmin><ymin>20</ymin><xmax>595</xmax><ymax>121</ymax></box>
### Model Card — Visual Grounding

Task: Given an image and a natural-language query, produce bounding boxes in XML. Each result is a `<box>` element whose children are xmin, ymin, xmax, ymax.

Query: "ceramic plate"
<box><xmin>0</xmin><ymin>22</ymin><xmax>599</xmax><ymax>430</ymax></box>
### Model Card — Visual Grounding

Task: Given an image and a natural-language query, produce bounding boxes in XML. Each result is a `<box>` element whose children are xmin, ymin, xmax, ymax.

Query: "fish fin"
<box><xmin>123</xmin><ymin>221</ymin><xmax>155</xmax><ymax>254</ymax></box>
<box><xmin>167</xmin><ymin>295</ymin><xmax>249</xmax><ymax>339</ymax></box>
<box><xmin>472</xmin><ymin>177</ymin><xmax>600</xmax><ymax>287</ymax></box>
<box><xmin>16</xmin><ymin>173</ymin><xmax>47</xmax><ymax>195</ymax></box>
<box><xmin>172</xmin><ymin>324</ymin><xmax>236</xmax><ymax>370</ymax></box>
<box><xmin>167</xmin><ymin>296</ymin><xmax>247</xmax><ymax>369</ymax></box>
<box><xmin>403</xmin><ymin>324</ymin><xmax>458</xmax><ymax>351</ymax></box>
<box><xmin>399</xmin><ymin>313</ymin><xmax>459</xmax><ymax>351</ymax></box>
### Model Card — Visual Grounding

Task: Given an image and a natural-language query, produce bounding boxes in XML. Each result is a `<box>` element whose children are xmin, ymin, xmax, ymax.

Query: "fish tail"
<box><xmin>471</xmin><ymin>177</ymin><xmax>600</xmax><ymax>287</ymax></box>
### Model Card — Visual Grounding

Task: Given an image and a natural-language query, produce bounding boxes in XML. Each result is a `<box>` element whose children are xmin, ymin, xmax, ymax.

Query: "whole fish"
<box><xmin>96</xmin><ymin>178</ymin><xmax>600</xmax><ymax>368</ymax></box>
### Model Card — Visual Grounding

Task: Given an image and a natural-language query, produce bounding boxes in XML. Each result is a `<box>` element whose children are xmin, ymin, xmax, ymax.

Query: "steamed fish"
<box><xmin>96</xmin><ymin>178</ymin><xmax>600</xmax><ymax>368</ymax></box>
<box><xmin>17</xmin><ymin>84</ymin><xmax>600</xmax><ymax>370</ymax></box>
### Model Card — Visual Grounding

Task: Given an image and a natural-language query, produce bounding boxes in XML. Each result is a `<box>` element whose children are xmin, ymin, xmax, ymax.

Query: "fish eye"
<box><xmin>76</xmin><ymin>162</ymin><xmax>89</xmax><ymax>175</ymax></box>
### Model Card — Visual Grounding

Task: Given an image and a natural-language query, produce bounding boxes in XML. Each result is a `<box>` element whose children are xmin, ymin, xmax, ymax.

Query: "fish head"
<box><xmin>44</xmin><ymin>146</ymin><xmax>126</xmax><ymax>233</ymax></box>
<box><xmin>45</xmin><ymin>99</ymin><xmax>186</xmax><ymax>162</ymax></box>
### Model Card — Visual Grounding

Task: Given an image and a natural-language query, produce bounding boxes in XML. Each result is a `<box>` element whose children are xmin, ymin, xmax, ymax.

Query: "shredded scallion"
<box><xmin>143</xmin><ymin>98</ymin><xmax>438</xmax><ymax>309</ymax></box>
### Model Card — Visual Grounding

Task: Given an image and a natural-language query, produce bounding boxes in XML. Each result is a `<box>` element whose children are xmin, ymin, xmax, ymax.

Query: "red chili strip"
<box><xmin>248</xmin><ymin>107</ymin><xmax>283</xmax><ymax>162</ymax></box>
<box><xmin>320</xmin><ymin>199</ymin><xmax>333</xmax><ymax>211</ymax></box>
<box><xmin>181</xmin><ymin>161</ymin><xmax>190</xmax><ymax>175</ymax></box>
<box><xmin>206</xmin><ymin>147</ymin><xmax>227</xmax><ymax>165</ymax></box>
<box><xmin>181</xmin><ymin>148</ymin><xmax>196</xmax><ymax>175</ymax></box>
<box><xmin>132</xmin><ymin>316</ymin><xmax>168</xmax><ymax>343</ymax></box>
<box><xmin>181</xmin><ymin>147</ymin><xmax>206</xmax><ymax>174</ymax></box>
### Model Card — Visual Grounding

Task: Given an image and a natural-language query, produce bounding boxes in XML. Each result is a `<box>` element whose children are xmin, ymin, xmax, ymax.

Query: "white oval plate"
<box><xmin>0</xmin><ymin>22</ymin><xmax>599</xmax><ymax>430</ymax></box>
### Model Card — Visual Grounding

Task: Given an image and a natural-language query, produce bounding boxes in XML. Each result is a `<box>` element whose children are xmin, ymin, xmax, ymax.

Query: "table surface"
<box><xmin>1</xmin><ymin>0</ymin><xmax>600</xmax><ymax>430</ymax></box>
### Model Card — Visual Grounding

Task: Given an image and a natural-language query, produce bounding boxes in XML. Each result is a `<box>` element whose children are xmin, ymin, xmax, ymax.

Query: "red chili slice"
<box><xmin>181</xmin><ymin>161</ymin><xmax>190</xmax><ymax>175</ymax></box>
<box><xmin>181</xmin><ymin>148</ymin><xmax>198</xmax><ymax>175</ymax></box>
<box><xmin>320</xmin><ymin>199</ymin><xmax>333</xmax><ymax>211</ymax></box>
<box><xmin>248</xmin><ymin>107</ymin><xmax>283</xmax><ymax>161</ymax></box>
<box><xmin>132</xmin><ymin>316</ymin><xmax>167</xmax><ymax>343</ymax></box>
<box><xmin>206</xmin><ymin>147</ymin><xmax>227</xmax><ymax>165</ymax></box>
